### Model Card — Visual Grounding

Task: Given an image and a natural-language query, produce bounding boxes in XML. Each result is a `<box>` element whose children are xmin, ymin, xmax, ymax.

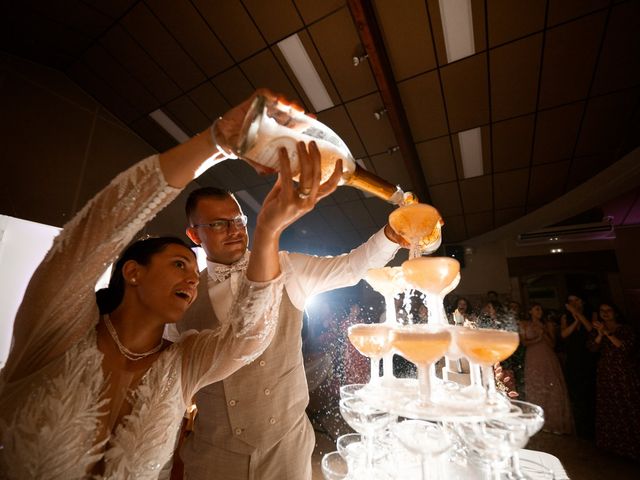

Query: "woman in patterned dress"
<box><xmin>590</xmin><ymin>302</ymin><xmax>640</xmax><ymax>461</ymax></box>
<box><xmin>0</xmin><ymin>90</ymin><xmax>342</xmax><ymax>479</ymax></box>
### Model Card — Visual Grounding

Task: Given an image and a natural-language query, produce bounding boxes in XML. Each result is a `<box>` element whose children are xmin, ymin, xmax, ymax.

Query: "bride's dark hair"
<box><xmin>96</xmin><ymin>236</ymin><xmax>195</xmax><ymax>314</ymax></box>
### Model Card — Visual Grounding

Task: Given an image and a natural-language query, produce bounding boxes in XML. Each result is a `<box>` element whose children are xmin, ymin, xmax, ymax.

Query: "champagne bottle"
<box><xmin>232</xmin><ymin>95</ymin><xmax>415</xmax><ymax>206</ymax></box>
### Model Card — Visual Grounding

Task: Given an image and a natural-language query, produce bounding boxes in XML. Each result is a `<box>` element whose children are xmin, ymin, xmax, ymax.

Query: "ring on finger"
<box><xmin>298</xmin><ymin>186</ymin><xmax>312</xmax><ymax>199</ymax></box>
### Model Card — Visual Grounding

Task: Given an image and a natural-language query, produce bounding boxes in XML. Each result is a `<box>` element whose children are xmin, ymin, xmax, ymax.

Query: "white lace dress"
<box><xmin>0</xmin><ymin>156</ymin><xmax>283</xmax><ymax>479</ymax></box>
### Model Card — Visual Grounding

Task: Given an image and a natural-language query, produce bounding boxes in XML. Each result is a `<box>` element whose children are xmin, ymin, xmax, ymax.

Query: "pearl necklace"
<box><xmin>104</xmin><ymin>315</ymin><xmax>164</xmax><ymax>361</ymax></box>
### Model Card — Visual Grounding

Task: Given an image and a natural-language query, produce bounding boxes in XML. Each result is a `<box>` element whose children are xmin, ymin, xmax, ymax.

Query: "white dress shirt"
<box><xmin>208</xmin><ymin>228</ymin><xmax>399</xmax><ymax>325</ymax></box>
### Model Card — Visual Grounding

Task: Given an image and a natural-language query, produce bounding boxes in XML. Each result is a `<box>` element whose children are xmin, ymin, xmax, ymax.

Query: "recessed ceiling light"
<box><xmin>277</xmin><ymin>34</ymin><xmax>334</xmax><ymax>112</ymax></box>
<box><xmin>458</xmin><ymin>127</ymin><xmax>483</xmax><ymax>179</ymax></box>
<box><xmin>149</xmin><ymin>109</ymin><xmax>189</xmax><ymax>143</ymax></box>
<box><xmin>438</xmin><ymin>0</ymin><xmax>475</xmax><ymax>63</ymax></box>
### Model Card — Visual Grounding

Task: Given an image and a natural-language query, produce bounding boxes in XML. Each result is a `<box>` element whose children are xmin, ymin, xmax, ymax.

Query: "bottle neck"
<box><xmin>342</xmin><ymin>164</ymin><xmax>409</xmax><ymax>205</ymax></box>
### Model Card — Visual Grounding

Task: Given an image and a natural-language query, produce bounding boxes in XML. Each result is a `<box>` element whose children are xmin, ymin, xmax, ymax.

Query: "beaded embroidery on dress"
<box><xmin>0</xmin><ymin>155</ymin><xmax>283</xmax><ymax>479</ymax></box>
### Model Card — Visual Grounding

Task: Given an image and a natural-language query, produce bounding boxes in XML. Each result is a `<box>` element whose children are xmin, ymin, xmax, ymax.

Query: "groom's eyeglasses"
<box><xmin>192</xmin><ymin>214</ymin><xmax>248</xmax><ymax>232</ymax></box>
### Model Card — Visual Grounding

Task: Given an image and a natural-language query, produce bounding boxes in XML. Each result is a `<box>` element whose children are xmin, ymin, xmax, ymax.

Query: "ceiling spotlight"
<box><xmin>387</xmin><ymin>145</ymin><xmax>400</xmax><ymax>155</ymax></box>
<box><xmin>373</xmin><ymin>108</ymin><xmax>387</xmax><ymax>120</ymax></box>
<box><xmin>353</xmin><ymin>53</ymin><xmax>369</xmax><ymax>66</ymax></box>
<box><xmin>550</xmin><ymin>248</ymin><xmax>564</xmax><ymax>254</ymax></box>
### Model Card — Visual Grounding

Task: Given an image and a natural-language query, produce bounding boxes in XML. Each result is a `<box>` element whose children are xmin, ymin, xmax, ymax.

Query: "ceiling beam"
<box><xmin>347</xmin><ymin>0</ymin><xmax>431</xmax><ymax>204</ymax></box>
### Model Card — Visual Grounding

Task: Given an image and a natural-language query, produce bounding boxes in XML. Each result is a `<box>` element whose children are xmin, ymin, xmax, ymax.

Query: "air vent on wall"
<box><xmin>517</xmin><ymin>218</ymin><xmax>615</xmax><ymax>246</ymax></box>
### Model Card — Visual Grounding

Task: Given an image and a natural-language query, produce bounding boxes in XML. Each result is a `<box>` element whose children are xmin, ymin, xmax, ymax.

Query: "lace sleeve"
<box><xmin>178</xmin><ymin>274</ymin><xmax>284</xmax><ymax>399</ymax></box>
<box><xmin>4</xmin><ymin>156</ymin><xmax>181</xmax><ymax>382</ymax></box>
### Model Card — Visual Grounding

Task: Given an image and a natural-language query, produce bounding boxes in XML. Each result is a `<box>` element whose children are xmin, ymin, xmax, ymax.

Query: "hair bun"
<box><xmin>96</xmin><ymin>287</ymin><xmax>119</xmax><ymax>314</ymax></box>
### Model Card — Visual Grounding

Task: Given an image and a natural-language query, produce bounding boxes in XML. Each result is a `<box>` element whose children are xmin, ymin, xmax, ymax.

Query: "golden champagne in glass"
<box><xmin>347</xmin><ymin>324</ymin><xmax>392</xmax><ymax>385</ymax></box>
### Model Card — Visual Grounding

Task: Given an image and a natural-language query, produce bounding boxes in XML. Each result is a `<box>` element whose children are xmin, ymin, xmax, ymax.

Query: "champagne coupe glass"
<box><xmin>321</xmin><ymin>451</ymin><xmax>349</xmax><ymax>480</ymax></box>
<box><xmin>339</xmin><ymin>396</ymin><xmax>393</xmax><ymax>475</ymax></box>
<box><xmin>400</xmin><ymin>257</ymin><xmax>459</xmax><ymax>408</ymax></box>
<box><xmin>506</xmin><ymin>400</ymin><xmax>546</xmax><ymax>480</ymax></box>
<box><xmin>389</xmin><ymin>203</ymin><xmax>443</xmax><ymax>258</ymax></box>
<box><xmin>455</xmin><ymin>318</ymin><xmax>520</xmax><ymax>409</ymax></box>
<box><xmin>337</xmin><ymin>432</ymin><xmax>364</xmax><ymax>473</ymax></box>
<box><xmin>392</xmin><ymin>420</ymin><xmax>453</xmax><ymax>480</ymax></box>
<box><xmin>457</xmin><ymin>417</ymin><xmax>527</xmax><ymax>480</ymax></box>
<box><xmin>347</xmin><ymin>323</ymin><xmax>392</xmax><ymax>387</ymax></box>
<box><xmin>364</xmin><ymin>267</ymin><xmax>406</xmax><ymax>381</ymax></box>
<box><xmin>340</xmin><ymin>383</ymin><xmax>367</xmax><ymax>400</ymax></box>
<box><xmin>389</xmin><ymin>325</ymin><xmax>452</xmax><ymax>411</ymax></box>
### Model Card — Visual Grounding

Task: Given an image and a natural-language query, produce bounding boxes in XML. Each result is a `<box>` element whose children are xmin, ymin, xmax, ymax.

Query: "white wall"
<box><xmin>0</xmin><ymin>215</ymin><xmax>60</xmax><ymax>366</ymax></box>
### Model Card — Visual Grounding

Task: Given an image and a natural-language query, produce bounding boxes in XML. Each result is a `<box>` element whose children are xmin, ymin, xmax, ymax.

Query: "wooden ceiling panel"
<box><xmin>429</xmin><ymin>182</ymin><xmax>463</xmax><ymax>217</ymax></box>
<box><xmin>1</xmin><ymin>73</ymin><xmax>93</xmax><ymax>225</ymax></box>
<box><xmin>465</xmin><ymin>211</ymin><xmax>493</xmax><ymax>237</ymax></box>
<box><xmin>592</xmin><ymin>1</ymin><xmax>640</xmax><ymax>95</ymax></box>
<box><xmin>369</xmin><ymin>151</ymin><xmax>415</xmax><ymax>193</ymax></box>
<box><xmin>538</xmin><ymin>12</ymin><xmax>607</xmax><ymax>109</ymax></box>
<box><xmin>308</xmin><ymin>8</ymin><xmax>377</xmax><ymax>101</ymax></box>
<box><xmin>78</xmin><ymin>117</ymin><xmax>156</xmax><ymax>209</ymax></box>
<box><xmin>199</xmin><ymin>162</ymin><xmax>249</xmax><ymax>192</ymax></box>
<box><xmin>471</xmin><ymin>0</ymin><xmax>487</xmax><ymax>53</ymax></box>
<box><xmin>567</xmin><ymin>154</ymin><xmax>613</xmax><ymax>189</ymax></box>
<box><xmin>373</xmin><ymin>0</ymin><xmax>436</xmax><ymax>81</ymax></box>
<box><xmin>345</xmin><ymin>92</ymin><xmax>396</xmax><ymax>155</ymax></box>
<box><xmin>67</xmin><ymin>62</ymin><xmax>139</xmax><ymax>123</ymax></box>
<box><xmin>192</xmin><ymin>0</ymin><xmax>266</xmax><ymax>61</ymax></box>
<box><xmin>494</xmin><ymin>168</ymin><xmax>529</xmax><ymax>210</ymax></box>
<box><xmin>527</xmin><ymin>160</ymin><xmax>570</xmax><ymax>207</ymax></box>
<box><xmin>1</xmin><ymin>8</ymin><xmax>89</xmax><ymax>69</ymax></box>
<box><xmin>81</xmin><ymin>44</ymin><xmax>158</xmax><ymax>116</ymax></box>
<box><xmin>576</xmin><ymin>88</ymin><xmax>640</xmax><ymax>157</ymax></box>
<box><xmin>331</xmin><ymin>185</ymin><xmax>361</xmax><ymax>203</ymax></box>
<box><xmin>240</xmin><ymin>50</ymin><xmax>299</xmax><ymax>103</ymax></box>
<box><xmin>84</xmin><ymin>0</ymin><xmax>137</xmax><ymax>19</ymax></box>
<box><xmin>416</xmin><ymin>136</ymin><xmax>458</xmax><ymax>186</ymax></box>
<box><xmin>340</xmin><ymin>199</ymin><xmax>376</xmax><ymax>229</ymax></box>
<box><xmin>441</xmin><ymin>215</ymin><xmax>467</xmax><ymax>242</ymax></box>
<box><xmin>316</xmin><ymin>105</ymin><xmax>366</xmax><ymax>159</ymax></box>
<box><xmin>494</xmin><ymin>207</ymin><xmax>525</xmax><ymax>227</ymax></box>
<box><xmin>130</xmin><ymin>116</ymin><xmax>176</xmax><ymax>152</ymax></box>
<box><xmin>212</xmin><ymin>67</ymin><xmax>255</xmax><ymax>106</ymax></box>
<box><xmin>243</xmin><ymin>0</ymin><xmax>304</xmax><ymax>44</ymax></box>
<box><xmin>533</xmin><ymin>102</ymin><xmax>584</xmax><ymax>164</ymax></box>
<box><xmin>487</xmin><ymin>0</ymin><xmax>546</xmax><ymax>47</ymax></box>
<box><xmin>2</xmin><ymin>52</ymin><xmax>97</xmax><ymax>112</ymax></box>
<box><xmin>188</xmin><ymin>82</ymin><xmax>229</xmax><ymax>119</ymax></box>
<box><xmin>398</xmin><ymin>71</ymin><xmax>448</xmax><ymax>141</ymax></box>
<box><xmin>490</xmin><ymin>34</ymin><xmax>542</xmax><ymax>121</ymax></box>
<box><xmin>547</xmin><ymin>0</ymin><xmax>610</xmax><ymax>27</ymax></box>
<box><xmin>293</xmin><ymin>0</ymin><xmax>345</xmax><ymax>25</ymax></box>
<box><xmin>30</xmin><ymin>0</ymin><xmax>112</xmax><ymax>38</ymax></box>
<box><xmin>492</xmin><ymin>114</ymin><xmax>535</xmax><ymax>172</ymax></box>
<box><xmin>362</xmin><ymin>197</ymin><xmax>394</xmax><ymax>226</ymax></box>
<box><xmin>101</xmin><ymin>25</ymin><xmax>181</xmax><ymax>104</ymax></box>
<box><xmin>244</xmin><ymin>183</ymin><xmax>273</xmax><ymax>205</ymax></box>
<box><xmin>165</xmin><ymin>95</ymin><xmax>210</xmax><ymax>135</ymax></box>
<box><xmin>225</xmin><ymin>159</ymin><xmax>271</xmax><ymax>189</ymax></box>
<box><xmin>122</xmin><ymin>3</ymin><xmax>206</xmax><ymax>91</ymax></box>
<box><xmin>441</xmin><ymin>54</ymin><xmax>489</xmax><ymax>132</ymax></box>
<box><xmin>460</xmin><ymin>175</ymin><xmax>493</xmax><ymax>213</ymax></box>
<box><xmin>318</xmin><ymin>203</ymin><xmax>357</xmax><ymax>234</ymax></box>
<box><xmin>147</xmin><ymin>0</ymin><xmax>233</xmax><ymax>77</ymax></box>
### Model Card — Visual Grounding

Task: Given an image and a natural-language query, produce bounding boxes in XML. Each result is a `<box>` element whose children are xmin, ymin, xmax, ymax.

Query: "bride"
<box><xmin>0</xmin><ymin>90</ymin><xmax>341</xmax><ymax>479</ymax></box>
